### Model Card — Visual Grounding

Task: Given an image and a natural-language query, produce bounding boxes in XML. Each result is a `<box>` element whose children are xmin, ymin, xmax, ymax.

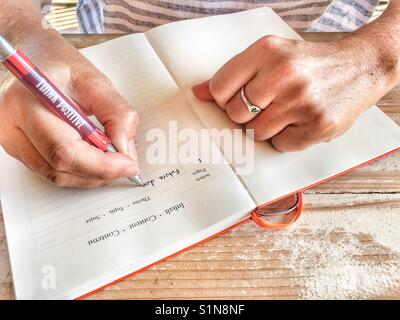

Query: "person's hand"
<box><xmin>0</xmin><ymin>31</ymin><xmax>139</xmax><ymax>188</ymax></box>
<box><xmin>193</xmin><ymin>35</ymin><xmax>397</xmax><ymax>151</ymax></box>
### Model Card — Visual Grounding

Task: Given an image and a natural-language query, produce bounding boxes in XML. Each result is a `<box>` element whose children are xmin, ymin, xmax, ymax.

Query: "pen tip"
<box><xmin>128</xmin><ymin>175</ymin><xmax>144</xmax><ymax>186</ymax></box>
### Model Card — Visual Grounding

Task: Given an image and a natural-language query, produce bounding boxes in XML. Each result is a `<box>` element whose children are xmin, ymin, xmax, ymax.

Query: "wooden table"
<box><xmin>1</xmin><ymin>33</ymin><xmax>399</xmax><ymax>300</ymax></box>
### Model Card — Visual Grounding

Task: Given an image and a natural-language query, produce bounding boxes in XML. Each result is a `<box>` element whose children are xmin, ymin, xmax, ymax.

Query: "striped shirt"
<box><xmin>76</xmin><ymin>0</ymin><xmax>379</xmax><ymax>34</ymax></box>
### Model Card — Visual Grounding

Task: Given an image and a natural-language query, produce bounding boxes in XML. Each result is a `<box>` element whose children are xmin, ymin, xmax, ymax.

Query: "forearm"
<box><xmin>0</xmin><ymin>0</ymin><xmax>81</xmax><ymax>74</ymax></box>
<box><xmin>0</xmin><ymin>0</ymin><xmax>48</xmax><ymax>46</ymax></box>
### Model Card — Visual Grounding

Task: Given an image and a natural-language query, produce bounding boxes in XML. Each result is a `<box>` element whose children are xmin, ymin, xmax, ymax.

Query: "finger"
<box><xmin>225</xmin><ymin>73</ymin><xmax>279</xmax><ymax>124</ymax></box>
<box><xmin>22</xmin><ymin>105</ymin><xmax>138</xmax><ymax>180</ymax></box>
<box><xmin>270</xmin><ymin>124</ymin><xmax>324</xmax><ymax>152</ymax></box>
<box><xmin>245</xmin><ymin>102</ymin><xmax>297</xmax><ymax>141</ymax></box>
<box><xmin>10</xmin><ymin>127</ymin><xmax>52</xmax><ymax>174</ymax></box>
<box><xmin>192</xmin><ymin>80</ymin><xmax>214</xmax><ymax>102</ymax></box>
<box><xmin>10</xmin><ymin>127</ymin><xmax>113</xmax><ymax>188</ymax></box>
<box><xmin>44</xmin><ymin>171</ymin><xmax>113</xmax><ymax>188</ymax></box>
<box><xmin>72</xmin><ymin>74</ymin><xmax>139</xmax><ymax>161</ymax></box>
<box><xmin>203</xmin><ymin>49</ymin><xmax>259</xmax><ymax>109</ymax></box>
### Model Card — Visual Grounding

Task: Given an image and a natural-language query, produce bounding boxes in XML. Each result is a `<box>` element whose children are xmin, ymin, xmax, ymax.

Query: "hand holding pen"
<box><xmin>0</xmin><ymin>35</ymin><xmax>143</xmax><ymax>187</ymax></box>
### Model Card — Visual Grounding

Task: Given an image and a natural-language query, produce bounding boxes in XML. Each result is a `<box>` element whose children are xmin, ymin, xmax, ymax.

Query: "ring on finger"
<box><xmin>240</xmin><ymin>85</ymin><xmax>262</xmax><ymax>114</ymax></box>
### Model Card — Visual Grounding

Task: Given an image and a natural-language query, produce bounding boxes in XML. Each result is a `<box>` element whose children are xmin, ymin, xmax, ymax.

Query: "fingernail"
<box><xmin>123</xmin><ymin>165</ymin><xmax>138</xmax><ymax>177</ymax></box>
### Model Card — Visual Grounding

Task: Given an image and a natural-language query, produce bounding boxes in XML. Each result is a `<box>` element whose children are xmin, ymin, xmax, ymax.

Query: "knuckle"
<box><xmin>226</xmin><ymin>104</ymin><xmax>243</xmax><ymax>123</ymax></box>
<box><xmin>257</xmin><ymin>35</ymin><xmax>282</xmax><ymax>50</ymax></box>
<box><xmin>208</xmin><ymin>77</ymin><xmax>219</xmax><ymax>95</ymax></box>
<box><xmin>208</xmin><ymin>76</ymin><xmax>225</xmax><ymax>106</ymax></box>
<box><xmin>314</xmin><ymin>111</ymin><xmax>338</xmax><ymax>136</ymax></box>
<box><xmin>271</xmin><ymin>137</ymin><xmax>303</xmax><ymax>152</ymax></box>
<box><xmin>94</xmin><ymin>158</ymin><xmax>118</xmax><ymax>180</ymax></box>
<box><xmin>254</xmin><ymin>133</ymin><xmax>265</xmax><ymax>142</ymax></box>
<box><xmin>100</xmin><ymin>180</ymin><xmax>113</xmax><ymax>187</ymax></box>
<box><xmin>2</xmin><ymin>80</ymin><xmax>22</xmax><ymax>104</ymax></box>
<box><xmin>297</xmin><ymin>81</ymin><xmax>312</xmax><ymax>97</ymax></box>
<box><xmin>28</xmin><ymin>107</ymin><xmax>45</xmax><ymax>128</ymax></box>
<box><xmin>253</xmin><ymin>128</ymin><xmax>265</xmax><ymax>141</ymax></box>
<box><xmin>49</xmin><ymin>144</ymin><xmax>76</xmax><ymax>171</ymax></box>
<box><xmin>46</xmin><ymin>171</ymin><xmax>67</xmax><ymax>187</ymax></box>
<box><xmin>270</xmin><ymin>138</ymin><xmax>286</xmax><ymax>152</ymax></box>
<box><xmin>35</xmin><ymin>161</ymin><xmax>53</xmax><ymax>176</ymax></box>
<box><xmin>97</xmin><ymin>167</ymin><xmax>114</xmax><ymax>180</ymax></box>
<box><xmin>78</xmin><ymin>70</ymin><xmax>107</xmax><ymax>87</ymax></box>
<box><xmin>106</xmin><ymin>168</ymin><xmax>126</xmax><ymax>180</ymax></box>
<box><xmin>245</xmin><ymin>123</ymin><xmax>264</xmax><ymax>141</ymax></box>
<box><xmin>278</xmin><ymin>58</ymin><xmax>298</xmax><ymax>78</ymax></box>
<box><xmin>75</xmin><ymin>72</ymin><xmax>110</xmax><ymax>97</ymax></box>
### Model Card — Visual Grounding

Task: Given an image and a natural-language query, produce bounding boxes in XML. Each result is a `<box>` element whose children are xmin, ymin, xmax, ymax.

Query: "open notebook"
<box><xmin>1</xmin><ymin>8</ymin><xmax>399</xmax><ymax>299</ymax></box>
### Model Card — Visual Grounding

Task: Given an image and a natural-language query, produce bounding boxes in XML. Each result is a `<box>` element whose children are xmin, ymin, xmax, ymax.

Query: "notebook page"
<box><xmin>145</xmin><ymin>8</ymin><xmax>400</xmax><ymax>205</ymax></box>
<box><xmin>0</xmin><ymin>34</ymin><xmax>254</xmax><ymax>299</ymax></box>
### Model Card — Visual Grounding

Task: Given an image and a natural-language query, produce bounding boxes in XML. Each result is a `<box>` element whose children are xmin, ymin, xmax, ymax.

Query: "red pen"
<box><xmin>0</xmin><ymin>35</ymin><xmax>143</xmax><ymax>186</ymax></box>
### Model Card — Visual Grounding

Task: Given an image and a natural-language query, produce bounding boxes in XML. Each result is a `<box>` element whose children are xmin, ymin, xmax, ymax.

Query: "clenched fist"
<box><xmin>193</xmin><ymin>34</ymin><xmax>399</xmax><ymax>151</ymax></box>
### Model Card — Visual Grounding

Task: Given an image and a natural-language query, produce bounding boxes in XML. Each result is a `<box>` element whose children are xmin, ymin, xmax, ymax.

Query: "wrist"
<box><xmin>1</xmin><ymin>0</ymin><xmax>46</xmax><ymax>47</ymax></box>
<box><xmin>340</xmin><ymin>34</ymin><xmax>400</xmax><ymax>89</ymax></box>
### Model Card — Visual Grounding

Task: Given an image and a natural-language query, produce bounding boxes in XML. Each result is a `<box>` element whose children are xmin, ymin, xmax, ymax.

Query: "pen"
<box><xmin>0</xmin><ymin>35</ymin><xmax>143</xmax><ymax>186</ymax></box>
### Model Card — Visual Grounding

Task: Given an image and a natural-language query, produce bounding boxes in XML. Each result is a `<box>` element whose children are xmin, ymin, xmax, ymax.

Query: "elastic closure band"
<box><xmin>251</xmin><ymin>192</ymin><xmax>303</xmax><ymax>230</ymax></box>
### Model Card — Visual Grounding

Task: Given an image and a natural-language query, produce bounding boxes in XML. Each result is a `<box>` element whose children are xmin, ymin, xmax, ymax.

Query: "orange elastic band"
<box><xmin>251</xmin><ymin>192</ymin><xmax>303</xmax><ymax>230</ymax></box>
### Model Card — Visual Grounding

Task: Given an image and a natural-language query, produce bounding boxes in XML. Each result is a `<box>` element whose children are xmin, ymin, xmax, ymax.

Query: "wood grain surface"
<box><xmin>0</xmin><ymin>33</ymin><xmax>399</xmax><ymax>300</ymax></box>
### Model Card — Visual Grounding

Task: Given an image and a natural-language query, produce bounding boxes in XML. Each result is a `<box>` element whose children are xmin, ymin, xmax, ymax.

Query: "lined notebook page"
<box><xmin>0</xmin><ymin>34</ymin><xmax>254</xmax><ymax>299</ymax></box>
<box><xmin>146</xmin><ymin>8</ymin><xmax>400</xmax><ymax>205</ymax></box>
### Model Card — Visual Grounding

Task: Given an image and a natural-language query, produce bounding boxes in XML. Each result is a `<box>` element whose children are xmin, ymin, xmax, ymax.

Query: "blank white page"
<box><xmin>0</xmin><ymin>34</ymin><xmax>254</xmax><ymax>299</ymax></box>
<box><xmin>146</xmin><ymin>8</ymin><xmax>400</xmax><ymax>205</ymax></box>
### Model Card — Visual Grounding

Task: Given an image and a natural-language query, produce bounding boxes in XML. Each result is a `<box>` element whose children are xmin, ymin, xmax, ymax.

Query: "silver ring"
<box><xmin>241</xmin><ymin>86</ymin><xmax>261</xmax><ymax>114</ymax></box>
<box><xmin>255</xmin><ymin>193</ymin><xmax>300</xmax><ymax>216</ymax></box>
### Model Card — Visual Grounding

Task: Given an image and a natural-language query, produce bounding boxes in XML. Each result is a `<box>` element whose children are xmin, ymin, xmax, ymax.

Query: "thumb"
<box><xmin>192</xmin><ymin>80</ymin><xmax>215</xmax><ymax>101</ymax></box>
<box><xmin>73</xmin><ymin>75</ymin><xmax>139</xmax><ymax>163</ymax></box>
